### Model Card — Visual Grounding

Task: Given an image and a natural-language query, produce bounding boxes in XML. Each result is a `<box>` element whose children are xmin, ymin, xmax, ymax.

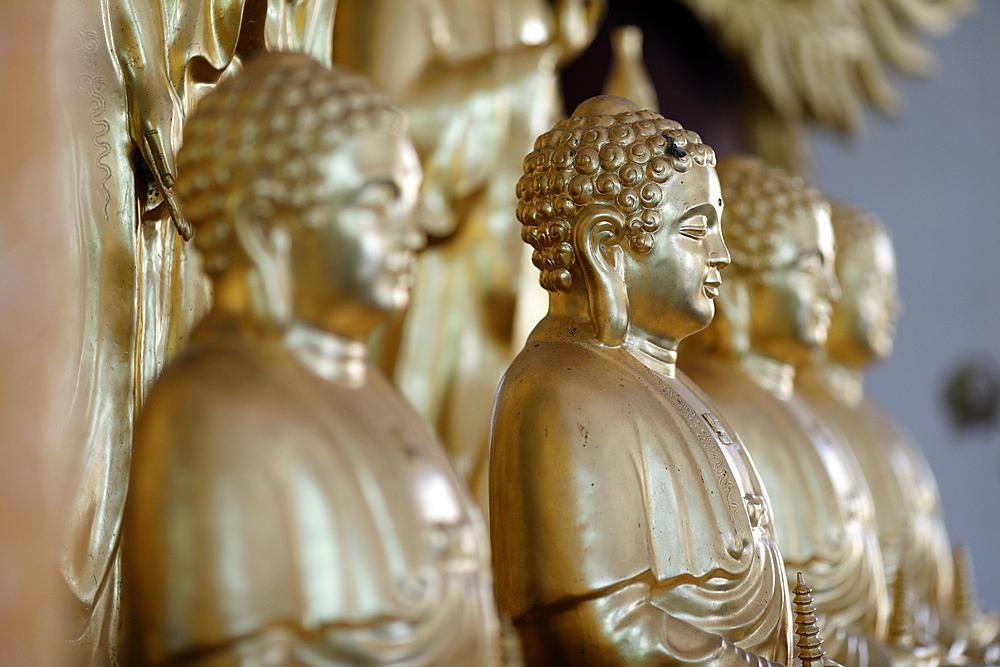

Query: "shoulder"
<box><xmin>496</xmin><ymin>340</ymin><xmax>634</xmax><ymax>424</ymax></box>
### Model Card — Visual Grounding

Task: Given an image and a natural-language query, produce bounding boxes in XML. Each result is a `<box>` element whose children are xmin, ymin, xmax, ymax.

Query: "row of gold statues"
<box><xmin>53</xmin><ymin>2</ymin><xmax>993</xmax><ymax>665</ymax></box>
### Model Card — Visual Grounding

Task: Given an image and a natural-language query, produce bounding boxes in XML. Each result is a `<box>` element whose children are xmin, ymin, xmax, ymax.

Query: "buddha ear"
<box><xmin>574</xmin><ymin>204</ymin><xmax>628</xmax><ymax>347</ymax></box>
<box><xmin>715</xmin><ymin>274</ymin><xmax>751</xmax><ymax>357</ymax></box>
<box><xmin>230</xmin><ymin>192</ymin><xmax>294</xmax><ymax>326</ymax></box>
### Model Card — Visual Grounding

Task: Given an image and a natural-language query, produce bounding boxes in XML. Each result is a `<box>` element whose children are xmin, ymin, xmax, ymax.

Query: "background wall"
<box><xmin>811</xmin><ymin>2</ymin><xmax>1000</xmax><ymax>610</ymax></box>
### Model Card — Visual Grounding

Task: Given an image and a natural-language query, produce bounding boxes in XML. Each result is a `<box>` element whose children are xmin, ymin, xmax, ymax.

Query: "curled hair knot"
<box><xmin>516</xmin><ymin>104</ymin><xmax>717</xmax><ymax>291</ymax></box>
<box><xmin>595</xmin><ymin>172</ymin><xmax>622</xmax><ymax>197</ymax></box>
<box><xmin>574</xmin><ymin>147</ymin><xmax>600</xmax><ymax>175</ymax></box>
<box><xmin>554</xmin><ymin>195</ymin><xmax>575</xmax><ymax>217</ymax></box>
<box><xmin>617</xmin><ymin>189</ymin><xmax>640</xmax><ymax>214</ymax></box>
<box><xmin>610</xmin><ymin>124</ymin><xmax>636</xmax><ymax>146</ymax></box>
<box><xmin>569</xmin><ymin>174</ymin><xmax>595</xmax><ymax>204</ymax></box>
<box><xmin>619</xmin><ymin>164</ymin><xmax>643</xmax><ymax>188</ymax></box>
<box><xmin>639</xmin><ymin>182</ymin><xmax>662</xmax><ymax>208</ymax></box>
<box><xmin>598</xmin><ymin>143</ymin><xmax>626</xmax><ymax>171</ymax></box>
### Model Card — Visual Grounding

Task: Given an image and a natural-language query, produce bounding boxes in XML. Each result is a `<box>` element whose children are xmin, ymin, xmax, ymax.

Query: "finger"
<box><xmin>143</xmin><ymin>129</ymin><xmax>175</xmax><ymax>188</ymax></box>
<box><xmin>162</xmin><ymin>186</ymin><xmax>192</xmax><ymax>241</ymax></box>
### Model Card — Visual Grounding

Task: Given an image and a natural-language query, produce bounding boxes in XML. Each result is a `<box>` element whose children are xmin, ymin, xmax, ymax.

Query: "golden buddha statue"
<box><xmin>332</xmin><ymin>0</ymin><xmax>604</xmax><ymax>513</ymax></box>
<box><xmin>797</xmin><ymin>204</ymin><xmax>951</xmax><ymax>636</ymax></box>
<box><xmin>60</xmin><ymin>2</ymin><xmax>338</xmax><ymax>661</ymax></box>
<box><xmin>680</xmin><ymin>156</ymin><xmax>890</xmax><ymax>667</ymax></box>
<box><xmin>797</xmin><ymin>204</ymin><xmax>999</xmax><ymax>664</ymax></box>
<box><xmin>123</xmin><ymin>53</ymin><xmax>501</xmax><ymax>666</ymax></box>
<box><xmin>491</xmin><ymin>96</ymin><xmax>795</xmax><ymax>667</ymax></box>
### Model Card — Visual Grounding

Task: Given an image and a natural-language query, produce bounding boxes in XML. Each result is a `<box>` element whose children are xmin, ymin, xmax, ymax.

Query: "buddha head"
<box><xmin>825</xmin><ymin>203</ymin><xmax>901</xmax><ymax>368</ymax></box>
<box><xmin>517</xmin><ymin>95</ymin><xmax>727</xmax><ymax>347</ymax></box>
<box><xmin>175</xmin><ymin>53</ymin><xmax>423</xmax><ymax>341</ymax></box>
<box><xmin>709</xmin><ymin>155</ymin><xmax>839</xmax><ymax>364</ymax></box>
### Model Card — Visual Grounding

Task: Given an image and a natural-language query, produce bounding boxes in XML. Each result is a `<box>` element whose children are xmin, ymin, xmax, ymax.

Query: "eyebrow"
<box><xmin>678</xmin><ymin>202</ymin><xmax>719</xmax><ymax>224</ymax></box>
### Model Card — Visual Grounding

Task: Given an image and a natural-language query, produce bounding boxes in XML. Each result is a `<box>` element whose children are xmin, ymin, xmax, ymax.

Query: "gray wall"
<box><xmin>811</xmin><ymin>2</ymin><xmax>1000</xmax><ymax>609</ymax></box>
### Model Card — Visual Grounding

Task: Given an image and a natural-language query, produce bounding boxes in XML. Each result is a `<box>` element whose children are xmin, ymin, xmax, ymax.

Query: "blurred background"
<box><xmin>812</xmin><ymin>2</ymin><xmax>1000</xmax><ymax>610</ymax></box>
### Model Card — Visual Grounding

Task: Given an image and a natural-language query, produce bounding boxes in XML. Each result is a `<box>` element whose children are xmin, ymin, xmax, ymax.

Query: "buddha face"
<box><xmin>827</xmin><ymin>231</ymin><xmax>900</xmax><ymax>366</ymax></box>
<box><xmin>748</xmin><ymin>203</ymin><xmax>839</xmax><ymax>363</ymax></box>
<box><xmin>290</xmin><ymin>127</ymin><xmax>423</xmax><ymax>340</ymax></box>
<box><xmin>623</xmin><ymin>164</ymin><xmax>729</xmax><ymax>344</ymax></box>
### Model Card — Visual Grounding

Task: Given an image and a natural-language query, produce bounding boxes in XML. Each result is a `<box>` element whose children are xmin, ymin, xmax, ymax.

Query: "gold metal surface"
<box><xmin>604</xmin><ymin>26</ymin><xmax>659</xmax><ymax>112</ymax></box>
<box><xmin>798</xmin><ymin>205</ymin><xmax>954</xmax><ymax>639</ymax></box>
<box><xmin>123</xmin><ymin>53</ymin><xmax>501</xmax><ymax>666</ymax></box>
<box><xmin>491</xmin><ymin>96</ymin><xmax>795</xmax><ymax>667</ymax></box>
<box><xmin>61</xmin><ymin>2</ymin><xmax>338</xmax><ymax>663</ymax></box>
<box><xmin>681</xmin><ymin>156</ymin><xmax>890</xmax><ymax>667</ymax></box>
<box><xmin>798</xmin><ymin>203</ymin><xmax>998</xmax><ymax>664</ymax></box>
<box><xmin>333</xmin><ymin>0</ymin><xmax>604</xmax><ymax>514</ymax></box>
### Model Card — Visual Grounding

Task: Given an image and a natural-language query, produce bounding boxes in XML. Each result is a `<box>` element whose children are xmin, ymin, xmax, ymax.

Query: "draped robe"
<box><xmin>798</xmin><ymin>371</ymin><xmax>954</xmax><ymax>636</ymax></box>
<box><xmin>125</xmin><ymin>320</ymin><xmax>500</xmax><ymax>665</ymax></box>
<box><xmin>682</xmin><ymin>355</ymin><xmax>889</xmax><ymax>667</ymax></box>
<box><xmin>491</xmin><ymin>325</ymin><xmax>791</xmax><ymax>667</ymax></box>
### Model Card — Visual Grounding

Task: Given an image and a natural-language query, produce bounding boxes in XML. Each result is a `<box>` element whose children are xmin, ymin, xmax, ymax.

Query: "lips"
<box><xmin>703</xmin><ymin>283</ymin><xmax>721</xmax><ymax>299</ymax></box>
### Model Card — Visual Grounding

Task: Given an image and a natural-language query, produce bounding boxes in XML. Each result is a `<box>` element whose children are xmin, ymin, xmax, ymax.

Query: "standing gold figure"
<box><xmin>60</xmin><ymin>2</ymin><xmax>337</xmax><ymax>662</ymax></box>
<box><xmin>681</xmin><ymin>156</ymin><xmax>891</xmax><ymax>667</ymax></box>
<box><xmin>332</xmin><ymin>0</ymin><xmax>604</xmax><ymax>512</ymax></box>
<box><xmin>491</xmin><ymin>96</ymin><xmax>795</xmax><ymax>667</ymax></box>
<box><xmin>123</xmin><ymin>54</ymin><xmax>501</xmax><ymax>666</ymax></box>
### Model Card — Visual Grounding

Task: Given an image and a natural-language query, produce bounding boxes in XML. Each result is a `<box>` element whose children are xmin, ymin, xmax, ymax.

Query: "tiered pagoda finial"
<box><xmin>888</xmin><ymin>557</ymin><xmax>916</xmax><ymax>650</ymax></box>
<box><xmin>794</xmin><ymin>572</ymin><xmax>826</xmax><ymax>667</ymax></box>
<box><xmin>953</xmin><ymin>545</ymin><xmax>975</xmax><ymax>621</ymax></box>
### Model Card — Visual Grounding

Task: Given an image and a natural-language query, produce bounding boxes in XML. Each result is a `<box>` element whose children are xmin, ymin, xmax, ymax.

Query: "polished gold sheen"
<box><xmin>61</xmin><ymin>2</ymin><xmax>338</xmax><ymax>662</ymax></box>
<box><xmin>333</xmin><ymin>0</ymin><xmax>604</xmax><ymax>513</ymax></box>
<box><xmin>123</xmin><ymin>54</ymin><xmax>501</xmax><ymax>666</ymax></box>
<box><xmin>798</xmin><ymin>204</ymin><xmax>1000</xmax><ymax>665</ymax></box>
<box><xmin>681</xmin><ymin>156</ymin><xmax>890</xmax><ymax>667</ymax></box>
<box><xmin>491</xmin><ymin>96</ymin><xmax>795</xmax><ymax>667</ymax></box>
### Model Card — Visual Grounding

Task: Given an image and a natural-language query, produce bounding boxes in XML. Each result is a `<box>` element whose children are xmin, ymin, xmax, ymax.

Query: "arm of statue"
<box><xmin>399</xmin><ymin>0</ymin><xmax>604</xmax><ymax>128</ymax></box>
<box><xmin>266</xmin><ymin>0</ymin><xmax>338</xmax><ymax>66</ymax></box>
<box><xmin>517</xmin><ymin>578</ymin><xmax>788</xmax><ymax>667</ymax></box>
<box><xmin>106</xmin><ymin>0</ymin><xmax>189</xmax><ymax>238</ymax></box>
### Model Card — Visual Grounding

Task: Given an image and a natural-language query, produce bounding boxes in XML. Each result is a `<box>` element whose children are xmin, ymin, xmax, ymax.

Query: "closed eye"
<box><xmin>353</xmin><ymin>180</ymin><xmax>401</xmax><ymax>214</ymax></box>
<box><xmin>679</xmin><ymin>214</ymin><xmax>709</xmax><ymax>239</ymax></box>
<box><xmin>791</xmin><ymin>252</ymin><xmax>823</xmax><ymax>275</ymax></box>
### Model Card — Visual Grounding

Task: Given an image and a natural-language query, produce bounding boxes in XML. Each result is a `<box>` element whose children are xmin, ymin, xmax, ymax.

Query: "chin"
<box><xmin>373</xmin><ymin>282</ymin><xmax>412</xmax><ymax>315</ymax></box>
<box><xmin>685</xmin><ymin>302</ymin><xmax>716</xmax><ymax>334</ymax></box>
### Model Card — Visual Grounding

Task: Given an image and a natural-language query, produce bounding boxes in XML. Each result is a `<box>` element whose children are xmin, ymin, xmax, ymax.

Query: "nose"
<box><xmin>710</xmin><ymin>230</ymin><xmax>731</xmax><ymax>270</ymax></box>
<box><xmin>402</xmin><ymin>223</ymin><xmax>426</xmax><ymax>253</ymax></box>
<box><xmin>399</xmin><ymin>208</ymin><xmax>428</xmax><ymax>253</ymax></box>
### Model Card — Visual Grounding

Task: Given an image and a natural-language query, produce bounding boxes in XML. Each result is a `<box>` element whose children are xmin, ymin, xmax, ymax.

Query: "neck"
<box><xmin>743</xmin><ymin>351</ymin><xmax>795</xmax><ymax>399</ymax></box>
<box><xmin>283</xmin><ymin>320</ymin><xmax>368</xmax><ymax>387</ymax></box>
<box><xmin>625</xmin><ymin>328</ymin><xmax>679</xmax><ymax>378</ymax></box>
<box><xmin>822</xmin><ymin>361</ymin><xmax>865</xmax><ymax>407</ymax></box>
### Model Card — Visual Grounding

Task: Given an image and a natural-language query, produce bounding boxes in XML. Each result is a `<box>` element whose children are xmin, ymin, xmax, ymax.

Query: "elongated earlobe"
<box><xmin>233</xmin><ymin>205</ymin><xmax>293</xmax><ymax>327</ymax></box>
<box><xmin>574</xmin><ymin>204</ymin><xmax>629</xmax><ymax>347</ymax></box>
<box><xmin>715</xmin><ymin>275</ymin><xmax>751</xmax><ymax>357</ymax></box>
